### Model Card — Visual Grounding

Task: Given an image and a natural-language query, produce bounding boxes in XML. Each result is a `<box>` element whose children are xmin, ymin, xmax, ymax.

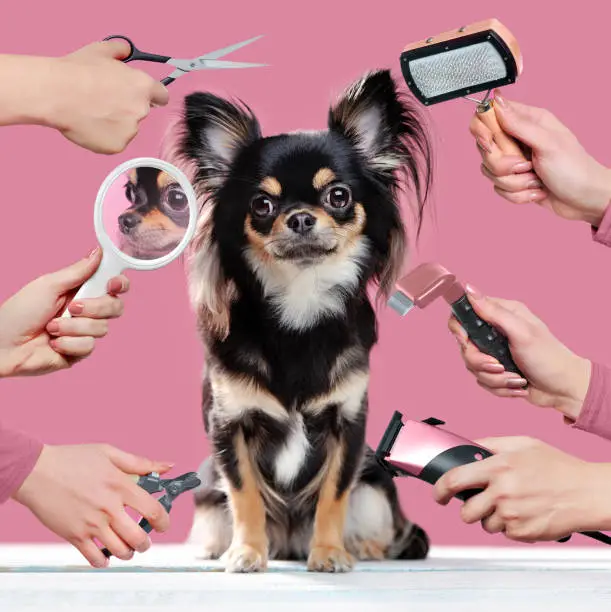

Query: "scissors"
<box><xmin>103</xmin><ymin>34</ymin><xmax>266</xmax><ymax>86</ymax></box>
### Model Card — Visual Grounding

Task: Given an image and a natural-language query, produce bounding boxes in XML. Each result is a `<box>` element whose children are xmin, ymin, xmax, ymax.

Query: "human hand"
<box><xmin>12</xmin><ymin>444</ymin><xmax>173</xmax><ymax>567</ymax></box>
<box><xmin>0</xmin><ymin>248</ymin><xmax>129</xmax><ymax>377</ymax></box>
<box><xmin>433</xmin><ymin>436</ymin><xmax>611</xmax><ymax>542</ymax></box>
<box><xmin>44</xmin><ymin>39</ymin><xmax>169</xmax><ymax>154</ymax></box>
<box><xmin>470</xmin><ymin>94</ymin><xmax>611</xmax><ymax>227</ymax></box>
<box><xmin>449</xmin><ymin>285</ymin><xmax>591</xmax><ymax>422</ymax></box>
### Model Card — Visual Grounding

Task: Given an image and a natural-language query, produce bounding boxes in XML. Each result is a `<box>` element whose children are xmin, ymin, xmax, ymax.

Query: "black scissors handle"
<box><xmin>103</xmin><ymin>35</ymin><xmax>174</xmax><ymax>85</ymax></box>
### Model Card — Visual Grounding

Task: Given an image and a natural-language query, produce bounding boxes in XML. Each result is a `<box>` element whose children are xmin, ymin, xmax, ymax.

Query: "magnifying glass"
<box><xmin>62</xmin><ymin>157</ymin><xmax>197</xmax><ymax>317</ymax></box>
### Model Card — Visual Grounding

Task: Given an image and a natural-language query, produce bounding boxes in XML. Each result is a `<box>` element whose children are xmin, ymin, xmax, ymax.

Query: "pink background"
<box><xmin>1</xmin><ymin>0</ymin><xmax>610</xmax><ymax>548</ymax></box>
<box><xmin>102</xmin><ymin>170</ymin><xmax>132</xmax><ymax>248</ymax></box>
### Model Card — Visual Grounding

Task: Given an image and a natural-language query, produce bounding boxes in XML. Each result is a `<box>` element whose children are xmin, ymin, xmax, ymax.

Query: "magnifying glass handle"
<box><xmin>61</xmin><ymin>249</ymin><xmax>125</xmax><ymax>319</ymax></box>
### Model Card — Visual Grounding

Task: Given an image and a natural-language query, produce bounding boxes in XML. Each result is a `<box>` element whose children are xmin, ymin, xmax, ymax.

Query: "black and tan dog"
<box><xmin>164</xmin><ymin>69</ymin><xmax>433</xmax><ymax>573</ymax></box>
<box><xmin>117</xmin><ymin>167</ymin><xmax>189</xmax><ymax>260</ymax></box>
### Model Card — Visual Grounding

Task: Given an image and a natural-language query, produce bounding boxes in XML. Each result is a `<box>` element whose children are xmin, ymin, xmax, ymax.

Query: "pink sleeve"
<box><xmin>0</xmin><ymin>423</ymin><xmax>43</xmax><ymax>503</ymax></box>
<box><xmin>591</xmin><ymin>202</ymin><xmax>611</xmax><ymax>247</ymax></box>
<box><xmin>570</xmin><ymin>362</ymin><xmax>611</xmax><ymax>441</ymax></box>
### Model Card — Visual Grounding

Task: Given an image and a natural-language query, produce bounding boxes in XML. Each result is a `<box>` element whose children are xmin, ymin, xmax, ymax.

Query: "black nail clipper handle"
<box><xmin>451</xmin><ymin>294</ymin><xmax>526</xmax><ymax>381</ymax></box>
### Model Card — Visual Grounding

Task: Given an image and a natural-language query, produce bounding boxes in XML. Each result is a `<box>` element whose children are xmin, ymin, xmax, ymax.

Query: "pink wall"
<box><xmin>1</xmin><ymin>0</ymin><xmax>610</xmax><ymax>548</ymax></box>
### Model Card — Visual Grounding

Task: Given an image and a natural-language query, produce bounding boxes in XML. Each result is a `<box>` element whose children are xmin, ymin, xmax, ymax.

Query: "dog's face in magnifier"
<box><xmin>117</xmin><ymin>167</ymin><xmax>189</xmax><ymax>260</ymax></box>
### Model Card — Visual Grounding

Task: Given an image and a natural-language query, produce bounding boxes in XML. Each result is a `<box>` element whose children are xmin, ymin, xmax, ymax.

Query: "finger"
<box><xmin>97</xmin><ymin>526</ymin><xmax>134</xmax><ymax>561</ymax></box>
<box><xmin>47</xmin><ymin>317</ymin><xmax>108</xmax><ymax>339</ymax></box>
<box><xmin>107</xmin><ymin>275</ymin><xmax>130</xmax><ymax>296</ymax></box>
<box><xmin>121</xmin><ymin>482</ymin><xmax>170</xmax><ymax>534</ymax></box>
<box><xmin>49</xmin><ymin>335</ymin><xmax>95</xmax><ymax>358</ymax></box>
<box><xmin>462</xmin><ymin>286</ymin><xmax>532</xmax><ymax>344</ymax></box>
<box><xmin>150</xmin><ymin>81</ymin><xmax>169</xmax><ymax>107</ymax></box>
<box><xmin>481</xmin><ymin>511</ymin><xmax>505</xmax><ymax>534</ymax></box>
<box><xmin>461</xmin><ymin>490</ymin><xmax>496</xmax><ymax>525</ymax></box>
<box><xmin>460</xmin><ymin>342</ymin><xmax>506</xmax><ymax>374</ymax></box>
<box><xmin>97</xmin><ymin>38</ymin><xmax>132</xmax><ymax>60</ymax></box>
<box><xmin>474</xmin><ymin>371</ymin><xmax>528</xmax><ymax>389</ymax></box>
<box><xmin>103</xmin><ymin>446</ymin><xmax>174</xmax><ymax>477</ymax></box>
<box><xmin>469</xmin><ymin>115</ymin><xmax>494</xmax><ymax>153</ymax></box>
<box><xmin>434</xmin><ymin>461</ymin><xmax>495</xmax><ymax>506</ymax></box>
<box><xmin>481</xmin><ymin>164</ymin><xmax>541</xmax><ymax>193</ymax></box>
<box><xmin>473</xmin><ymin>436</ymin><xmax>535</xmax><ymax>453</ymax></box>
<box><xmin>493</xmin><ymin>186</ymin><xmax>548</xmax><ymax>205</ymax></box>
<box><xmin>110</xmin><ymin>510</ymin><xmax>152</xmax><ymax>553</ymax></box>
<box><xmin>493</xmin><ymin>94</ymin><xmax>559</xmax><ymax>152</ymax></box>
<box><xmin>46</xmin><ymin>248</ymin><xmax>102</xmax><ymax>294</ymax></box>
<box><xmin>476</xmin><ymin>380</ymin><xmax>529</xmax><ymax>399</ymax></box>
<box><xmin>68</xmin><ymin>295</ymin><xmax>124</xmax><ymax>319</ymax></box>
<box><xmin>73</xmin><ymin>538</ymin><xmax>109</xmax><ymax>568</ymax></box>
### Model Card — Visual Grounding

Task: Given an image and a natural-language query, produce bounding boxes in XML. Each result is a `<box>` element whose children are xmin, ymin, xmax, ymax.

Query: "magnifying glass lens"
<box><xmin>61</xmin><ymin>158</ymin><xmax>198</xmax><ymax>318</ymax></box>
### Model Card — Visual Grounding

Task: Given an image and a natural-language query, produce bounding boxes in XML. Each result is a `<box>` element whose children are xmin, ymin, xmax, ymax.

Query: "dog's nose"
<box><xmin>287</xmin><ymin>211</ymin><xmax>316</xmax><ymax>235</ymax></box>
<box><xmin>118</xmin><ymin>212</ymin><xmax>141</xmax><ymax>234</ymax></box>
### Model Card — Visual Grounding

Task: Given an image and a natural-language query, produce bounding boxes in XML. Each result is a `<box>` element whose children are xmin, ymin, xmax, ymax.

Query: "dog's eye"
<box><xmin>125</xmin><ymin>183</ymin><xmax>136</xmax><ymax>203</ymax></box>
<box><xmin>165</xmin><ymin>185</ymin><xmax>188</xmax><ymax>211</ymax></box>
<box><xmin>250</xmin><ymin>195</ymin><xmax>276</xmax><ymax>219</ymax></box>
<box><xmin>324</xmin><ymin>185</ymin><xmax>352</xmax><ymax>209</ymax></box>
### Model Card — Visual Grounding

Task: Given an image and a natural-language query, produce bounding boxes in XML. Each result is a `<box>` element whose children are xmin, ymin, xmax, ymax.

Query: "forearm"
<box><xmin>0</xmin><ymin>422</ymin><xmax>43</xmax><ymax>503</ymax></box>
<box><xmin>0</xmin><ymin>55</ymin><xmax>62</xmax><ymax>128</ymax></box>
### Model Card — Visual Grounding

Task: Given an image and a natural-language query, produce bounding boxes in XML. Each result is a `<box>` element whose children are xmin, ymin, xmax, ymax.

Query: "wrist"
<box><xmin>0</xmin><ymin>55</ymin><xmax>62</xmax><ymax>128</ymax></box>
<box><xmin>554</xmin><ymin>355</ymin><xmax>591</xmax><ymax>422</ymax></box>
<box><xmin>581</xmin><ymin>167</ymin><xmax>611</xmax><ymax>227</ymax></box>
<box><xmin>578</xmin><ymin>462</ymin><xmax>611</xmax><ymax>532</ymax></box>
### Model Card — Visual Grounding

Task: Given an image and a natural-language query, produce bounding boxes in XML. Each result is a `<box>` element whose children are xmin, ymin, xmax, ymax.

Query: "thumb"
<box><xmin>46</xmin><ymin>248</ymin><xmax>102</xmax><ymax>293</ymax></box>
<box><xmin>105</xmin><ymin>446</ymin><xmax>174</xmax><ymax>476</ymax></box>
<box><xmin>493</xmin><ymin>94</ymin><xmax>555</xmax><ymax>153</ymax></box>
<box><xmin>474</xmin><ymin>436</ymin><xmax>533</xmax><ymax>453</ymax></box>
<box><xmin>463</xmin><ymin>285</ymin><xmax>529</xmax><ymax>344</ymax></box>
<box><xmin>79</xmin><ymin>39</ymin><xmax>132</xmax><ymax>61</ymax></box>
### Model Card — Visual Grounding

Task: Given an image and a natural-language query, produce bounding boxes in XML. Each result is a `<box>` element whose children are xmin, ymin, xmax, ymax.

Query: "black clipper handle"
<box><xmin>451</xmin><ymin>294</ymin><xmax>526</xmax><ymax>381</ymax></box>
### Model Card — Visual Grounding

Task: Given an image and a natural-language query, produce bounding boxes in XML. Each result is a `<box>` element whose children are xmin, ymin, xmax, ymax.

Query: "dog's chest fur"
<box><xmin>202</xmin><ymin>280</ymin><xmax>377</xmax><ymax>494</ymax></box>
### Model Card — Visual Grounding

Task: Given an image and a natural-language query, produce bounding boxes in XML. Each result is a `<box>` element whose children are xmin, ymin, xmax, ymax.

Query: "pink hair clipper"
<box><xmin>388</xmin><ymin>262</ymin><xmax>525</xmax><ymax>380</ymax></box>
<box><xmin>375</xmin><ymin>411</ymin><xmax>492</xmax><ymax>501</ymax></box>
<box><xmin>376</xmin><ymin>410</ymin><xmax>611</xmax><ymax>546</ymax></box>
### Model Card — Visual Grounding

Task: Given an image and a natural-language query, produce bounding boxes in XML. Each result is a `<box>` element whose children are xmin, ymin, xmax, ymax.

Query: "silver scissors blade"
<box><xmin>193</xmin><ymin>58</ymin><xmax>267</xmax><ymax>69</ymax></box>
<box><xmin>201</xmin><ymin>35</ymin><xmax>264</xmax><ymax>60</ymax></box>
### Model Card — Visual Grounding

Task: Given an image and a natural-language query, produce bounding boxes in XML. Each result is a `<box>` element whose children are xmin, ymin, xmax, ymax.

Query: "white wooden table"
<box><xmin>1</xmin><ymin>544</ymin><xmax>611</xmax><ymax>611</ymax></box>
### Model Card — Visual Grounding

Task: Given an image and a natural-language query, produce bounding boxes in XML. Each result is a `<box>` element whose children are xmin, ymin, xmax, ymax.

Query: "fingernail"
<box><xmin>465</xmin><ymin>284</ymin><xmax>483</xmax><ymax>300</ymax></box>
<box><xmin>495</xmin><ymin>94</ymin><xmax>508</xmax><ymax>109</ymax></box>
<box><xmin>69</xmin><ymin>302</ymin><xmax>84</xmax><ymax>315</ymax></box>
<box><xmin>530</xmin><ymin>190</ymin><xmax>546</xmax><ymax>201</ymax></box>
<box><xmin>510</xmin><ymin>389</ymin><xmax>529</xmax><ymax>397</ymax></box>
<box><xmin>507</xmin><ymin>377</ymin><xmax>528</xmax><ymax>388</ymax></box>
<box><xmin>482</xmin><ymin>362</ymin><xmax>505</xmax><ymax>373</ymax></box>
<box><xmin>87</xmin><ymin>247</ymin><xmax>100</xmax><ymax>259</ymax></box>
<box><xmin>512</xmin><ymin>162</ymin><xmax>532</xmax><ymax>173</ymax></box>
<box><xmin>528</xmin><ymin>180</ymin><xmax>543</xmax><ymax>189</ymax></box>
<box><xmin>136</xmin><ymin>537</ymin><xmax>152</xmax><ymax>553</ymax></box>
<box><xmin>47</xmin><ymin>321</ymin><xmax>60</xmax><ymax>334</ymax></box>
<box><xmin>476</xmin><ymin>137</ymin><xmax>493</xmax><ymax>154</ymax></box>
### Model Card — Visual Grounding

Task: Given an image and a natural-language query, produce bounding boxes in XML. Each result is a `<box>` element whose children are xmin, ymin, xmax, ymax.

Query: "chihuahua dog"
<box><xmin>164</xmin><ymin>69</ymin><xmax>433</xmax><ymax>573</ymax></box>
<box><xmin>117</xmin><ymin>167</ymin><xmax>189</xmax><ymax>260</ymax></box>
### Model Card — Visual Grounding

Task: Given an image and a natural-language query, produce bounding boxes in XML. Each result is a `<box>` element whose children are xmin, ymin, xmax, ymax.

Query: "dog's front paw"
<box><xmin>307</xmin><ymin>545</ymin><xmax>354</xmax><ymax>573</ymax></box>
<box><xmin>351</xmin><ymin>539</ymin><xmax>387</xmax><ymax>561</ymax></box>
<box><xmin>221</xmin><ymin>543</ymin><xmax>268</xmax><ymax>573</ymax></box>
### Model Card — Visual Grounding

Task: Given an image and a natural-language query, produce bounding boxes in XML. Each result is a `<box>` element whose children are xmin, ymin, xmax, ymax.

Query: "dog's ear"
<box><xmin>328</xmin><ymin>69</ymin><xmax>432</xmax><ymax>205</ymax></box>
<box><xmin>176</xmin><ymin>92</ymin><xmax>262</xmax><ymax>191</ymax></box>
<box><xmin>329</xmin><ymin>70</ymin><xmax>432</xmax><ymax>295</ymax></box>
<box><xmin>186</xmin><ymin>204</ymin><xmax>237</xmax><ymax>341</ymax></box>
